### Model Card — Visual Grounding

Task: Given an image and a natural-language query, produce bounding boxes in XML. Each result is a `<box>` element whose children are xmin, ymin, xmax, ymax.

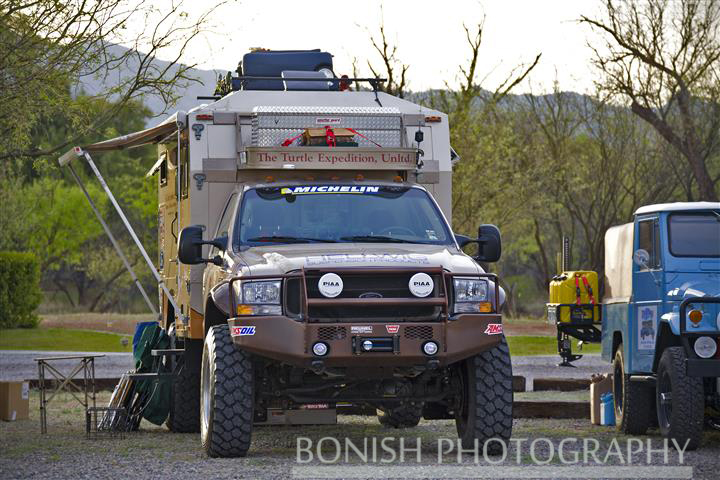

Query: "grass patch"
<box><xmin>0</xmin><ymin>328</ymin><xmax>132</xmax><ymax>352</ymax></box>
<box><xmin>508</xmin><ymin>335</ymin><xmax>600</xmax><ymax>356</ymax></box>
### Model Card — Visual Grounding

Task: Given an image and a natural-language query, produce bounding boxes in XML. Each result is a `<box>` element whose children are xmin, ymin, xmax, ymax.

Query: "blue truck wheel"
<box><xmin>656</xmin><ymin>347</ymin><xmax>704</xmax><ymax>450</ymax></box>
<box><xmin>613</xmin><ymin>344</ymin><xmax>653</xmax><ymax>434</ymax></box>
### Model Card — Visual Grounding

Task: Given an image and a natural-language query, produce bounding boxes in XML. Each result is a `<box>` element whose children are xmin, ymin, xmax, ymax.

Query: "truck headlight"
<box><xmin>694</xmin><ymin>336</ymin><xmax>717</xmax><ymax>359</ymax></box>
<box><xmin>453</xmin><ymin>278</ymin><xmax>490</xmax><ymax>313</ymax></box>
<box><xmin>237</xmin><ymin>280</ymin><xmax>282</xmax><ymax>315</ymax></box>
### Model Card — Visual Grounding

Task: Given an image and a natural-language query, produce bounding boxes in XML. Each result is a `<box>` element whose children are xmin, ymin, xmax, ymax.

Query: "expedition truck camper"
<box><xmin>58</xmin><ymin>50</ymin><xmax>511</xmax><ymax>457</ymax></box>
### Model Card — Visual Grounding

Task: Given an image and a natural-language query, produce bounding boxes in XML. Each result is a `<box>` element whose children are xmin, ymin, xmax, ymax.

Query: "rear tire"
<box><xmin>455</xmin><ymin>335</ymin><xmax>513</xmax><ymax>454</ymax></box>
<box><xmin>166</xmin><ymin>339</ymin><xmax>201</xmax><ymax>433</ymax></box>
<box><xmin>613</xmin><ymin>344</ymin><xmax>653</xmax><ymax>435</ymax></box>
<box><xmin>200</xmin><ymin>325</ymin><xmax>254</xmax><ymax>457</ymax></box>
<box><xmin>378</xmin><ymin>403</ymin><xmax>423</xmax><ymax>428</ymax></box>
<box><xmin>656</xmin><ymin>347</ymin><xmax>704</xmax><ymax>450</ymax></box>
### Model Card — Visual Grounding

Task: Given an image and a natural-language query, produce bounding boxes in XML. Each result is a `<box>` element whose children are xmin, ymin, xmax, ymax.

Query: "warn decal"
<box><xmin>231</xmin><ymin>326</ymin><xmax>256</xmax><ymax>336</ymax></box>
<box><xmin>386</xmin><ymin>325</ymin><xmax>400</xmax><ymax>334</ymax></box>
<box><xmin>484</xmin><ymin>324</ymin><xmax>503</xmax><ymax>335</ymax></box>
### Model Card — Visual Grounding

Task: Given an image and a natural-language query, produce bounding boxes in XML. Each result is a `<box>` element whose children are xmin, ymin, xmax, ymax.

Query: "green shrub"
<box><xmin>0</xmin><ymin>251</ymin><xmax>42</xmax><ymax>328</ymax></box>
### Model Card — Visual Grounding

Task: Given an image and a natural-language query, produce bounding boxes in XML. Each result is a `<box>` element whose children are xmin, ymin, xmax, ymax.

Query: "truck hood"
<box><xmin>665</xmin><ymin>274</ymin><xmax>720</xmax><ymax>301</ymax></box>
<box><xmin>661</xmin><ymin>273</ymin><xmax>720</xmax><ymax>334</ymax></box>
<box><xmin>233</xmin><ymin>243</ymin><xmax>482</xmax><ymax>276</ymax></box>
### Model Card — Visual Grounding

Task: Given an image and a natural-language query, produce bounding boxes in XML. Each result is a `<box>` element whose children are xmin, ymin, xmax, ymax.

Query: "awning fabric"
<box><xmin>83</xmin><ymin>114</ymin><xmax>178</xmax><ymax>152</ymax></box>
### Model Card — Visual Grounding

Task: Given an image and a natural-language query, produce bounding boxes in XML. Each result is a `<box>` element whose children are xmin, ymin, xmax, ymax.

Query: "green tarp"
<box><xmin>133</xmin><ymin>323</ymin><xmax>171</xmax><ymax>426</ymax></box>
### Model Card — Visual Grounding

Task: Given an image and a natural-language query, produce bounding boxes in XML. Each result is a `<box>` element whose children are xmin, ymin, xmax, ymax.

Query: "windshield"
<box><xmin>234</xmin><ymin>185</ymin><xmax>453</xmax><ymax>247</ymax></box>
<box><xmin>668</xmin><ymin>212</ymin><xmax>720</xmax><ymax>257</ymax></box>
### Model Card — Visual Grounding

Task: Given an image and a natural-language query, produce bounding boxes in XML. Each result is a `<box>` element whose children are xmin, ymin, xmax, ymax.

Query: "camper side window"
<box><xmin>637</xmin><ymin>219</ymin><xmax>661</xmax><ymax>269</ymax></box>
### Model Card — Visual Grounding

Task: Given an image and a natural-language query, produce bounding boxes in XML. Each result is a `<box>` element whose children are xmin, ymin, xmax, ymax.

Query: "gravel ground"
<box><xmin>1</xmin><ymin>351</ymin><xmax>608</xmax><ymax>383</ymax></box>
<box><xmin>1</xmin><ymin>391</ymin><xmax>718</xmax><ymax>480</ymax></box>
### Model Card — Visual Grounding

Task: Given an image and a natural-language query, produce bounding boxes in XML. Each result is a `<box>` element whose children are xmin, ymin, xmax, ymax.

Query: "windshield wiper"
<box><xmin>340</xmin><ymin>235</ymin><xmax>427</xmax><ymax>244</ymax></box>
<box><xmin>246</xmin><ymin>235</ymin><xmax>337</xmax><ymax>244</ymax></box>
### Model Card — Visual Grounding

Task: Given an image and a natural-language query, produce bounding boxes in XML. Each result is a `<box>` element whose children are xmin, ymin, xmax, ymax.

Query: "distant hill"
<box><xmin>78</xmin><ymin>45</ymin><xmax>225</xmax><ymax>126</ymax></box>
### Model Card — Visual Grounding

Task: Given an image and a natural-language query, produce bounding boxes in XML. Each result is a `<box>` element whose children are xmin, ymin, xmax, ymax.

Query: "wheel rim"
<box><xmin>200</xmin><ymin>346</ymin><xmax>211</xmax><ymax>437</ymax></box>
<box><xmin>657</xmin><ymin>369</ymin><xmax>673</xmax><ymax>430</ymax></box>
<box><xmin>614</xmin><ymin>360</ymin><xmax>623</xmax><ymax>416</ymax></box>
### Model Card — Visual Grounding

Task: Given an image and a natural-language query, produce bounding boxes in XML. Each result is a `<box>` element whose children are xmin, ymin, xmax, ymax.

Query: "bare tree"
<box><xmin>0</xmin><ymin>0</ymin><xmax>228</xmax><ymax>160</ymax></box>
<box><xmin>364</xmin><ymin>7</ymin><xmax>409</xmax><ymax>98</ymax></box>
<box><xmin>581</xmin><ymin>0</ymin><xmax>720</xmax><ymax>201</ymax></box>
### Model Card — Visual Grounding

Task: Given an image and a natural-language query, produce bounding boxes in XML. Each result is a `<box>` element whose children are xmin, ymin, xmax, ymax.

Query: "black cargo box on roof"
<box><xmin>242</xmin><ymin>50</ymin><xmax>334</xmax><ymax>90</ymax></box>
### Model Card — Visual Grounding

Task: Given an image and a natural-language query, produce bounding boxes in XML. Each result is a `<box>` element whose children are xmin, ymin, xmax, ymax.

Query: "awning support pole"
<box><xmin>66</xmin><ymin>164</ymin><xmax>158</xmax><ymax>316</ymax></box>
<box><xmin>79</xmin><ymin>150</ymin><xmax>181</xmax><ymax>323</ymax></box>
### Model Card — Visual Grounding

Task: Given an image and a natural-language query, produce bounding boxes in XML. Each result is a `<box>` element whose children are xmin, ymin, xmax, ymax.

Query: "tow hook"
<box><xmin>310</xmin><ymin>360</ymin><xmax>325</xmax><ymax>375</ymax></box>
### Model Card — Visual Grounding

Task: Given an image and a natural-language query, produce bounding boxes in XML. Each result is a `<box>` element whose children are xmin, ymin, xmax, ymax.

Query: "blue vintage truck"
<box><xmin>550</xmin><ymin>202</ymin><xmax>720</xmax><ymax>449</ymax></box>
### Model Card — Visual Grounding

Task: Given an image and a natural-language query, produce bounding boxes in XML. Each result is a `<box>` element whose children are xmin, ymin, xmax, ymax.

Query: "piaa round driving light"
<box><xmin>312</xmin><ymin>342</ymin><xmax>329</xmax><ymax>356</ymax></box>
<box><xmin>422</xmin><ymin>341</ymin><xmax>439</xmax><ymax>356</ymax></box>
<box><xmin>694</xmin><ymin>336</ymin><xmax>717</xmax><ymax>359</ymax></box>
<box><xmin>362</xmin><ymin>340</ymin><xmax>374</xmax><ymax>351</ymax></box>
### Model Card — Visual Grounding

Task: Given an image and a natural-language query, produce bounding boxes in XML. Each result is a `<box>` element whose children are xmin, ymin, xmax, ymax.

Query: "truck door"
<box><xmin>631</xmin><ymin>215</ymin><xmax>662</xmax><ymax>373</ymax></box>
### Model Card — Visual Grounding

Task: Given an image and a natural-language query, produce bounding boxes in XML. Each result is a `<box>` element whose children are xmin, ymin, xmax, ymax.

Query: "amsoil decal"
<box><xmin>484</xmin><ymin>324</ymin><xmax>503</xmax><ymax>335</ymax></box>
<box><xmin>231</xmin><ymin>326</ymin><xmax>256</xmax><ymax>336</ymax></box>
<box><xmin>386</xmin><ymin>325</ymin><xmax>400</xmax><ymax>334</ymax></box>
<box><xmin>350</xmin><ymin>326</ymin><xmax>373</xmax><ymax>334</ymax></box>
<box><xmin>281</xmin><ymin>185</ymin><xmax>380</xmax><ymax>195</ymax></box>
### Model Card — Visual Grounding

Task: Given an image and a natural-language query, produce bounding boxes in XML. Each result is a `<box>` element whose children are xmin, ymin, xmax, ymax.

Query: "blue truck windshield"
<box><xmin>668</xmin><ymin>213</ymin><xmax>720</xmax><ymax>257</ymax></box>
<box><xmin>235</xmin><ymin>185</ymin><xmax>453</xmax><ymax>247</ymax></box>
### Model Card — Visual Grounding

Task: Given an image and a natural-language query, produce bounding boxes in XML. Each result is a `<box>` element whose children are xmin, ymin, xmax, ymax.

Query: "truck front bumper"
<box><xmin>227</xmin><ymin>314</ymin><xmax>503</xmax><ymax>368</ymax></box>
<box><xmin>679</xmin><ymin>296</ymin><xmax>720</xmax><ymax>377</ymax></box>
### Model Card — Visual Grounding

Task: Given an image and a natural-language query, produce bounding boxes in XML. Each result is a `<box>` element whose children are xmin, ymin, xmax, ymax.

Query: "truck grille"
<box><xmin>285</xmin><ymin>270</ymin><xmax>447</xmax><ymax>322</ymax></box>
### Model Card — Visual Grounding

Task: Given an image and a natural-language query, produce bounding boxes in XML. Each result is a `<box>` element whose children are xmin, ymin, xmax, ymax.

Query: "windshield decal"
<box><xmin>281</xmin><ymin>185</ymin><xmax>380</xmax><ymax>195</ymax></box>
<box><xmin>306</xmin><ymin>253</ymin><xmax>430</xmax><ymax>266</ymax></box>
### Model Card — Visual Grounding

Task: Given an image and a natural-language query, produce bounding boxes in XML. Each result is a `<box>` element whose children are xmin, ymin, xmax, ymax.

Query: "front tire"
<box><xmin>200</xmin><ymin>325</ymin><xmax>254</xmax><ymax>457</ymax></box>
<box><xmin>613</xmin><ymin>343</ymin><xmax>653</xmax><ymax>434</ymax></box>
<box><xmin>455</xmin><ymin>335</ymin><xmax>513</xmax><ymax>453</ymax></box>
<box><xmin>656</xmin><ymin>347</ymin><xmax>704</xmax><ymax>450</ymax></box>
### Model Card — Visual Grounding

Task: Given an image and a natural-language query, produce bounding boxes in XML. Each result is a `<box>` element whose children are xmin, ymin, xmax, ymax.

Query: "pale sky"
<box><xmin>129</xmin><ymin>0</ymin><xmax>606</xmax><ymax>94</ymax></box>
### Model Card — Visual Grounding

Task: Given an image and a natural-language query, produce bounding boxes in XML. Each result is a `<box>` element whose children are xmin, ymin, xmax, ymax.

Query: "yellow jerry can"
<box><xmin>547</xmin><ymin>271</ymin><xmax>600</xmax><ymax>324</ymax></box>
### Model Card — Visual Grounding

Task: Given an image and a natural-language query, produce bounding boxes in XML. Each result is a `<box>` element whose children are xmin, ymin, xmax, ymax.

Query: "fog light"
<box><xmin>312</xmin><ymin>342</ymin><xmax>329</xmax><ymax>356</ymax></box>
<box><xmin>694</xmin><ymin>336</ymin><xmax>717</xmax><ymax>359</ymax></box>
<box><xmin>422</xmin><ymin>341</ymin><xmax>439</xmax><ymax>356</ymax></box>
<box><xmin>688</xmin><ymin>309</ymin><xmax>703</xmax><ymax>325</ymax></box>
<box><xmin>362</xmin><ymin>340</ymin><xmax>374</xmax><ymax>351</ymax></box>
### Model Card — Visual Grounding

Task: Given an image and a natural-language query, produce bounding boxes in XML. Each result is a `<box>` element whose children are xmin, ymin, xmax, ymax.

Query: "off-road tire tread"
<box><xmin>457</xmin><ymin>335</ymin><xmax>513</xmax><ymax>453</ymax></box>
<box><xmin>167</xmin><ymin>359</ymin><xmax>200</xmax><ymax>432</ymax></box>
<box><xmin>657</xmin><ymin>347</ymin><xmax>704</xmax><ymax>450</ymax></box>
<box><xmin>202</xmin><ymin>325</ymin><xmax>254</xmax><ymax>458</ymax></box>
<box><xmin>378</xmin><ymin>404</ymin><xmax>423</xmax><ymax>428</ymax></box>
<box><xmin>614</xmin><ymin>345</ymin><xmax>653</xmax><ymax>435</ymax></box>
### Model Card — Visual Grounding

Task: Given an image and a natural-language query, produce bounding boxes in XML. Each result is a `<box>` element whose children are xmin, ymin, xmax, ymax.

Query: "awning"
<box><xmin>83</xmin><ymin>113</ymin><xmax>179</xmax><ymax>153</ymax></box>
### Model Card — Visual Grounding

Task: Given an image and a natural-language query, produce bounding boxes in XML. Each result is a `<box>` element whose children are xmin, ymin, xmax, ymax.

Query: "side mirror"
<box><xmin>476</xmin><ymin>224</ymin><xmax>502</xmax><ymax>263</ymax></box>
<box><xmin>633</xmin><ymin>249</ymin><xmax>650</xmax><ymax>269</ymax></box>
<box><xmin>178</xmin><ymin>225</ymin><xmax>226</xmax><ymax>265</ymax></box>
<box><xmin>455</xmin><ymin>234</ymin><xmax>474</xmax><ymax>248</ymax></box>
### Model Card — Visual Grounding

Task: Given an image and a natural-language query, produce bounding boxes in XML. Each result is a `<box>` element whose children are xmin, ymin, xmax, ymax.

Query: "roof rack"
<box><xmin>209</xmin><ymin>75</ymin><xmax>387</xmax><ymax>99</ymax></box>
